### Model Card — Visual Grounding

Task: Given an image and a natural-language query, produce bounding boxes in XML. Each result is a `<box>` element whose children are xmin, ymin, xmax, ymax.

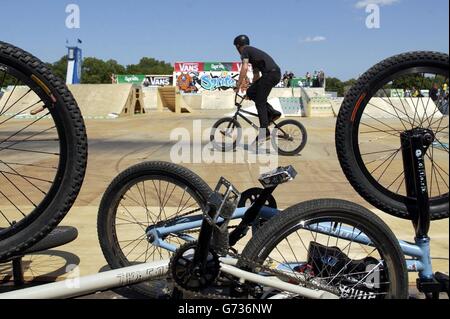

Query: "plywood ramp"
<box><xmin>68</xmin><ymin>84</ymin><xmax>145</xmax><ymax>118</ymax></box>
<box><xmin>157</xmin><ymin>87</ymin><xmax>194</xmax><ymax>113</ymax></box>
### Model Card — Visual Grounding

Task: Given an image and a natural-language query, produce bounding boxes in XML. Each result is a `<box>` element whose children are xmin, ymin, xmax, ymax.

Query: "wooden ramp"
<box><xmin>157</xmin><ymin>87</ymin><xmax>194</xmax><ymax>113</ymax></box>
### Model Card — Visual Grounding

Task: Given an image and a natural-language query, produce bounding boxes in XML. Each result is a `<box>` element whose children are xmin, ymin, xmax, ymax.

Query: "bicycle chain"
<box><xmin>171</xmin><ymin>246</ymin><xmax>340</xmax><ymax>299</ymax></box>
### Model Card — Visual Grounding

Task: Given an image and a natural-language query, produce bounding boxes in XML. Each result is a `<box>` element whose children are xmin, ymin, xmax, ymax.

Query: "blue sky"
<box><xmin>0</xmin><ymin>0</ymin><xmax>448</xmax><ymax>80</ymax></box>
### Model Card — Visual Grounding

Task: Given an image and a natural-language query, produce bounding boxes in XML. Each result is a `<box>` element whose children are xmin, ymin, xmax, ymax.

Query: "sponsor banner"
<box><xmin>117</xmin><ymin>74</ymin><xmax>146</xmax><ymax>84</ymax></box>
<box><xmin>204</xmin><ymin>62</ymin><xmax>234</xmax><ymax>72</ymax></box>
<box><xmin>174</xmin><ymin>62</ymin><xmax>255</xmax><ymax>93</ymax></box>
<box><xmin>116</xmin><ymin>75</ymin><xmax>173</xmax><ymax>87</ymax></box>
<box><xmin>175</xmin><ymin>71</ymin><xmax>240</xmax><ymax>93</ymax></box>
<box><xmin>290</xmin><ymin>78</ymin><xmax>310</xmax><ymax>88</ymax></box>
<box><xmin>144</xmin><ymin>75</ymin><xmax>173</xmax><ymax>87</ymax></box>
<box><xmin>174</xmin><ymin>62</ymin><xmax>204</xmax><ymax>73</ymax></box>
<box><xmin>390</xmin><ymin>89</ymin><xmax>405</xmax><ymax>98</ymax></box>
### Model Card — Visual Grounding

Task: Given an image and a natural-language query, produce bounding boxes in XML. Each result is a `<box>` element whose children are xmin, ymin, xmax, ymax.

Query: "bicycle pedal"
<box><xmin>259</xmin><ymin>166</ymin><xmax>298</xmax><ymax>188</ymax></box>
<box><xmin>435</xmin><ymin>272</ymin><xmax>449</xmax><ymax>294</ymax></box>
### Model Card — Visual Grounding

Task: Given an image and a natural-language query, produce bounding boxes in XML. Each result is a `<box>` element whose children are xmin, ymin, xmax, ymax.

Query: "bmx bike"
<box><xmin>210</xmin><ymin>93</ymin><xmax>307</xmax><ymax>156</ymax></box>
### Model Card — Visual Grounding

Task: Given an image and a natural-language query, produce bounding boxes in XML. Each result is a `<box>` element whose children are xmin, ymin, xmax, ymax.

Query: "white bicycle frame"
<box><xmin>0</xmin><ymin>257</ymin><xmax>338</xmax><ymax>299</ymax></box>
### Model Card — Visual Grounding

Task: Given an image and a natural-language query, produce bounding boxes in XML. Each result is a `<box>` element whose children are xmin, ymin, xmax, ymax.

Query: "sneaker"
<box><xmin>270</xmin><ymin>111</ymin><xmax>282</xmax><ymax>122</ymax></box>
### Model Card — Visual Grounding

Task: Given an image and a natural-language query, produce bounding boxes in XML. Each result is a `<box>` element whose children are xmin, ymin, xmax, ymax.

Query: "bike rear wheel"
<box><xmin>336</xmin><ymin>51</ymin><xmax>449</xmax><ymax>220</ymax></box>
<box><xmin>0</xmin><ymin>41</ymin><xmax>87</xmax><ymax>261</ymax></box>
<box><xmin>210</xmin><ymin>117</ymin><xmax>242</xmax><ymax>152</ymax></box>
<box><xmin>272</xmin><ymin>120</ymin><xmax>307</xmax><ymax>156</ymax></box>
<box><xmin>239</xmin><ymin>199</ymin><xmax>408</xmax><ymax>299</ymax></box>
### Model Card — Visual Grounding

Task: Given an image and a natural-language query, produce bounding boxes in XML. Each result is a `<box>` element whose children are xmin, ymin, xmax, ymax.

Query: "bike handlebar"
<box><xmin>235</xmin><ymin>93</ymin><xmax>247</xmax><ymax>107</ymax></box>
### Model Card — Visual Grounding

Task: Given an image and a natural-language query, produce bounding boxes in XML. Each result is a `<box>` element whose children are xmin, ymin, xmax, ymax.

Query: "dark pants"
<box><xmin>247</xmin><ymin>70</ymin><xmax>281</xmax><ymax>128</ymax></box>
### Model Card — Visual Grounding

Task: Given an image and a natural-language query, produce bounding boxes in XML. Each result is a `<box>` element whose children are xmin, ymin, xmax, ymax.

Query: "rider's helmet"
<box><xmin>233</xmin><ymin>35</ymin><xmax>250</xmax><ymax>47</ymax></box>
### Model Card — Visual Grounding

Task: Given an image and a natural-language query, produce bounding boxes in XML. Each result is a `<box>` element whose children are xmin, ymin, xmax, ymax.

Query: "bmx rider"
<box><xmin>233</xmin><ymin>35</ymin><xmax>282</xmax><ymax>143</ymax></box>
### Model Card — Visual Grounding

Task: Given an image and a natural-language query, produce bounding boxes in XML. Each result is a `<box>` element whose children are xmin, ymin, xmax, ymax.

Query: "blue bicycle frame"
<box><xmin>147</xmin><ymin>205</ymin><xmax>433</xmax><ymax>279</ymax></box>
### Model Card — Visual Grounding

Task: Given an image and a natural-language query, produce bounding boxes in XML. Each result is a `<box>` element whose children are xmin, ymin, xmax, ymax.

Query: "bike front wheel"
<box><xmin>0</xmin><ymin>41</ymin><xmax>87</xmax><ymax>261</ymax></box>
<box><xmin>97</xmin><ymin>161</ymin><xmax>212</xmax><ymax>298</ymax></box>
<box><xmin>272</xmin><ymin>119</ymin><xmax>307</xmax><ymax>156</ymax></box>
<box><xmin>210</xmin><ymin>117</ymin><xmax>242</xmax><ymax>152</ymax></box>
<box><xmin>238</xmin><ymin>199</ymin><xmax>408</xmax><ymax>299</ymax></box>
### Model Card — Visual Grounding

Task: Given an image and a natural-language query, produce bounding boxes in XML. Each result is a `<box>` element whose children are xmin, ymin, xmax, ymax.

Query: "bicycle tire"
<box><xmin>272</xmin><ymin>119</ymin><xmax>308</xmax><ymax>156</ymax></box>
<box><xmin>210</xmin><ymin>117</ymin><xmax>242</xmax><ymax>152</ymax></box>
<box><xmin>336</xmin><ymin>51</ymin><xmax>449</xmax><ymax>220</ymax></box>
<box><xmin>0</xmin><ymin>41</ymin><xmax>87</xmax><ymax>261</ymax></box>
<box><xmin>97</xmin><ymin>161</ymin><xmax>212</xmax><ymax>298</ymax></box>
<box><xmin>239</xmin><ymin>199</ymin><xmax>409</xmax><ymax>299</ymax></box>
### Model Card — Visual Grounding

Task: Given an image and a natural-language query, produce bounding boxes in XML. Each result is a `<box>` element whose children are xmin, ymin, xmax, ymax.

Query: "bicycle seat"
<box><xmin>259</xmin><ymin>166</ymin><xmax>298</xmax><ymax>188</ymax></box>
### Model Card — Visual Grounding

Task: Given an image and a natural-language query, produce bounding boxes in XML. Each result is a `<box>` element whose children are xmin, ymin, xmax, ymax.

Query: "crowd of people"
<box><xmin>305</xmin><ymin>70</ymin><xmax>325</xmax><ymax>88</ymax></box>
<box><xmin>404</xmin><ymin>82</ymin><xmax>449</xmax><ymax>100</ymax></box>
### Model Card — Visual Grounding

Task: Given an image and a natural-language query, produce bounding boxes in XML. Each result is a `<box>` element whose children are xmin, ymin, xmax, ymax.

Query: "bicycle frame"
<box><xmin>147</xmin><ymin>206</ymin><xmax>431</xmax><ymax>275</ymax></box>
<box><xmin>0</xmin><ymin>255</ymin><xmax>337</xmax><ymax>299</ymax></box>
<box><xmin>231</xmin><ymin>93</ymin><xmax>283</xmax><ymax>132</ymax></box>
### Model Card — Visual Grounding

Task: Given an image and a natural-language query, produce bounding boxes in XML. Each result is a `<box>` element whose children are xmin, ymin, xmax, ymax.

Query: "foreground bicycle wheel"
<box><xmin>272</xmin><ymin>119</ymin><xmax>308</xmax><ymax>156</ymax></box>
<box><xmin>97</xmin><ymin>161</ymin><xmax>212</xmax><ymax>298</ymax></box>
<box><xmin>336</xmin><ymin>51</ymin><xmax>449</xmax><ymax>220</ymax></box>
<box><xmin>239</xmin><ymin>199</ymin><xmax>408</xmax><ymax>299</ymax></box>
<box><xmin>0</xmin><ymin>42</ymin><xmax>87</xmax><ymax>261</ymax></box>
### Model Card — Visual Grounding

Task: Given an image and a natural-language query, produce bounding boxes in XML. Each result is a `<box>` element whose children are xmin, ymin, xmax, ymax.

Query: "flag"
<box><xmin>77</xmin><ymin>39</ymin><xmax>83</xmax><ymax>44</ymax></box>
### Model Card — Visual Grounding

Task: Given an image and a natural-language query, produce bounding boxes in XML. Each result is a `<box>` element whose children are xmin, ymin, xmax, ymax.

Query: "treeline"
<box><xmin>325</xmin><ymin>77</ymin><xmax>357</xmax><ymax>97</ymax></box>
<box><xmin>46</xmin><ymin>56</ymin><xmax>173</xmax><ymax>84</ymax></box>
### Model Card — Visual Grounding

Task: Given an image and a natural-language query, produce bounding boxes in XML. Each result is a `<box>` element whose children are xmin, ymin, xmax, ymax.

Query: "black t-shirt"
<box><xmin>240</xmin><ymin>46</ymin><xmax>280</xmax><ymax>74</ymax></box>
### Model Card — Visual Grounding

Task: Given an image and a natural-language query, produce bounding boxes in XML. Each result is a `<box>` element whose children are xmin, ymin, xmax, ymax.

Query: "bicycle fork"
<box><xmin>401</xmin><ymin>128</ymin><xmax>448</xmax><ymax>298</ymax></box>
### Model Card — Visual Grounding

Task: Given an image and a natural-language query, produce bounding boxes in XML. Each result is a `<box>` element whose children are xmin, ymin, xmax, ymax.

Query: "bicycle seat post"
<box><xmin>229</xmin><ymin>166</ymin><xmax>298</xmax><ymax>246</ymax></box>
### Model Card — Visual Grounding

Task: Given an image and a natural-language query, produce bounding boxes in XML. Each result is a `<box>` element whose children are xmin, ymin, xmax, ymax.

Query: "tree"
<box><xmin>46</xmin><ymin>56</ymin><xmax>68</xmax><ymax>81</ymax></box>
<box><xmin>326</xmin><ymin>77</ymin><xmax>345</xmax><ymax>96</ymax></box>
<box><xmin>81</xmin><ymin>57</ymin><xmax>126</xmax><ymax>84</ymax></box>
<box><xmin>46</xmin><ymin>55</ymin><xmax>172</xmax><ymax>84</ymax></box>
<box><xmin>126</xmin><ymin>57</ymin><xmax>173</xmax><ymax>75</ymax></box>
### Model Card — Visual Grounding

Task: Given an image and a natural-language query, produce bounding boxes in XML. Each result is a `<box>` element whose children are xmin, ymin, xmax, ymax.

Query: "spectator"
<box><xmin>313</xmin><ymin>71</ymin><xmax>319</xmax><ymax>87</ymax></box>
<box><xmin>405</xmin><ymin>88</ymin><xmax>411</xmax><ymax>97</ymax></box>
<box><xmin>282</xmin><ymin>72</ymin><xmax>289</xmax><ymax>88</ymax></box>
<box><xmin>429</xmin><ymin>83</ymin><xmax>439</xmax><ymax>102</ymax></box>
<box><xmin>306</xmin><ymin>72</ymin><xmax>311</xmax><ymax>87</ymax></box>
<box><xmin>318</xmin><ymin>70</ymin><xmax>325</xmax><ymax>87</ymax></box>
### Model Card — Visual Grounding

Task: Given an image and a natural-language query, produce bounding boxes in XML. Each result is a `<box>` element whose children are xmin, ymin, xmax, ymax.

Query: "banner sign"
<box><xmin>144</xmin><ymin>75</ymin><xmax>173</xmax><ymax>87</ymax></box>
<box><xmin>174</xmin><ymin>62</ymin><xmax>204</xmax><ymax>73</ymax></box>
<box><xmin>174</xmin><ymin>62</ymin><xmax>242</xmax><ymax>73</ymax></box>
<box><xmin>390</xmin><ymin>89</ymin><xmax>405</xmax><ymax>98</ymax></box>
<box><xmin>117</xmin><ymin>74</ymin><xmax>146</xmax><ymax>84</ymax></box>
<box><xmin>174</xmin><ymin>62</ymin><xmax>252</xmax><ymax>93</ymax></box>
<box><xmin>116</xmin><ymin>75</ymin><xmax>173</xmax><ymax>87</ymax></box>
<box><xmin>290</xmin><ymin>77</ymin><xmax>310</xmax><ymax>88</ymax></box>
